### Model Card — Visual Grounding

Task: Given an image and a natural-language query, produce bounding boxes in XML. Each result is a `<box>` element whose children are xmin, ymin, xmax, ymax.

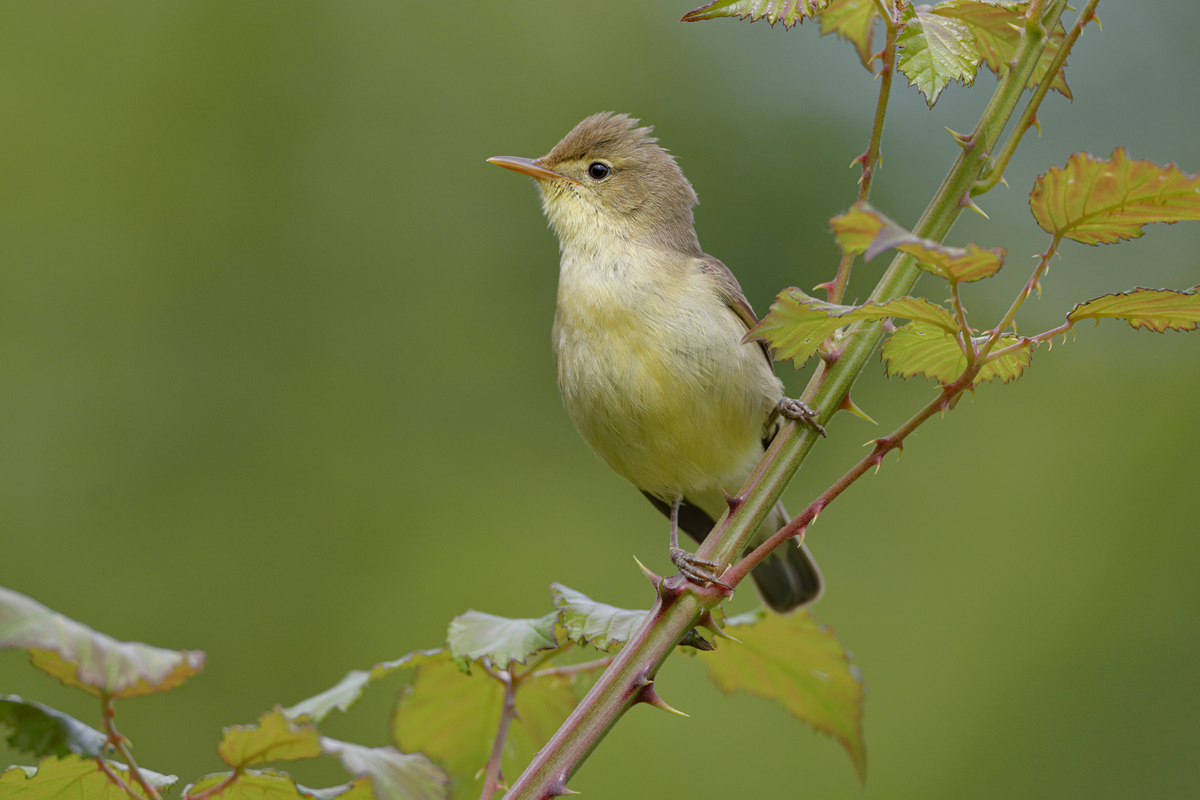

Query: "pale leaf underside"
<box><xmin>446</xmin><ymin>610</ymin><xmax>558</xmax><ymax>669</ymax></box>
<box><xmin>0</xmin><ymin>695</ymin><xmax>108</xmax><ymax>759</ymax></box>
<box><xmin>682</xmin><ymin>0</ymin><xmax>830</xmax><ymax>28</ymax></box>
<box><xmin>1067</xmin><ymin>287</ymin><xmax>1200</xmax><ymax>333</ymax></box>
<box><xmin>1</xmin><ymin>756</ymin><xmax>176</xmax><ymax>800</ymax></box>
<box><xmin>283</xmin><ymin>649</ymin><xmax>442</xmax><ymax>723</ymax></box>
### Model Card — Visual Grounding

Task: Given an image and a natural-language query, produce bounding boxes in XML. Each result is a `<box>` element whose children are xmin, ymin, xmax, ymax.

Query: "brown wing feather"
<box><xmin>695</xmin><ymin>255</ymin><xmax>774</xmax><ymax>368</ymax></box>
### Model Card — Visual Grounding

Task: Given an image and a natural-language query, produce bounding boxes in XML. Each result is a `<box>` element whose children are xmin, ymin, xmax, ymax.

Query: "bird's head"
<box><xmin>489</xmin><ymin>113</ymin><xmax>700</xmax><ymax>253</ymax></box>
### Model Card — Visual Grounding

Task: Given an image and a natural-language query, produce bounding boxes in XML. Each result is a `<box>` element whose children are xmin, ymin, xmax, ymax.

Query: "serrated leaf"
<box><xmin>935</xmin><ymin>1</ymin><xmax>1071</xmax><ymax>97</ymax></box>
<box><xmin>1067</xmin><ymin>287</ymin><xmax>1200</xmax><ymax>333</ymax></box>
<box><xmin>446</xmin><ymin>611</ymin><xmax>558</xmax><ymax>670</ymax></box>
<box><xmin>1</xmin><ymin>756</ymin><xmax>176</xmax><ymax>800</ymax></box>
<box><xmin>218</xmin><ymin>709</ymin><xmax>322</xmax><ymax>769</ymax></box>
<box><xmin>550</xmin><ymin>584</ymin><xmax>648</xmax><ymax>652</ymax></box>
<box><xmin>698</xmin><ymin>609</ymin><xmax>866</xmax><ymax>782</ymax></box>
<box><xmin>183</xmin><ymin>769</ymin><xmax>372</xmax><ymax>800</ymax></box>
<box><xmin>0</xmin><ymin>585</ymin><xmax>205</xmax><ymax>699</ymax></box>
<box><xmin>682</xmin><ymin>0</ymin><xmax>829</xmax><ymax>28</ymax></box>
<box><xmin>391</xmin><ymin>652</ymin><xmax>576</xmax><ymax>800</ymax></box>
<box><xmin>832</xmin><ymin>202</ymin><xmax>1005</xmax><ymax>282</ymax></box>
<box><xmin>1030</xmin><ymin>149</ymin><xmax>1200</xmax><ymax>245</ymax></box>
<box><xmin>896</xmin><ymin>5</ymin><xmax>981</xmax><ymax>106</ymax></box>
<box><xmin>819</xmin><ymin>0</ymin><xmax>878</xmax><ymax>68</ymax></box>
<box><xmin>883</xmin><ymin>321</ymin><xmax>1031</xmax><ymax>384</ymax></box>
<box><xmin>750</xmin><ymin>289</ymin><xmax>959</xmax><ymax>368</ymax></box>
<box><xmin>283</xmin><ymin>650</ymin><xmax>442</xmax><ymax>723</ymax></box>
<box><xmin>320</xmin><ymin>739</ymin><xmax>449</xmax><ymax>800</ymax></box>
<box><xmin>0</xmin><ymin>695</ymin><xmax>107</xmax><ymax>759</ymax></box>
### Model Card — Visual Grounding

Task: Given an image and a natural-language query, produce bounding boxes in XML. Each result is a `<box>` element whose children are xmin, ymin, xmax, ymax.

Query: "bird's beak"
<box><xmin>487</xmin><ymin>156</ymin><xmax>579</xmax><ymax>184</ymax></box>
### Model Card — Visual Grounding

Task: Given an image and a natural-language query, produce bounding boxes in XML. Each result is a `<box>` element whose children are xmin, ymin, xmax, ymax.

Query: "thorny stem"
<box><xmin>827</xmin><ymin>11</ymin><xmax>897</xmax><ymax>304</ymax></box>
<box><xmin>103</xmin><ymin>697</ymin><xmax>162</xmax><ymax>800</ymax></box>
<box><xmin>974</xmin><ymin>0</ymin><xmax>1101</xmax><ymax>196</ymax></box>
<box><xmin>508</xmin><ymin>3</ymin><xmax>1077</xmax><ymax>798</ymax></box>
<box><xmin>97</xmin><ymin>758</ymin><xmax>142</xmax><ymax>799</ymax></box>
<box><xmin>979</xmin><ymin>233</ymin><xmax>1063</xmax><ymax>361</ymax></box>
<box><xmin>480</xmin><ymin>662</ymin><xmax>519</xmax><ymax>800</ymax></box>
<box><xmin>950</xmin><ymin>281</ymin><xmax>976</xmax><ymax>368</ymax></box>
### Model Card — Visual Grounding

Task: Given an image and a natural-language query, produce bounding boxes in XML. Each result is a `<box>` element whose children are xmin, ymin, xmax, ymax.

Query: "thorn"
<box><xmin>962</xmin><ymin>194</ymin><xmax>989</xmax><ymax>218</ymax></box>
<box><xmin>894</xmin><ymin>441</ymin><xmax>904</xmax><ymax>460</ymax></box>
<box><xmin>632</xmin><ymin>555</ymin><xmax>663</xmax><ymax>591</ymax></box>
<box><xmin>838</xmin><ymin>393</ymin><xmax>877</xmax><ymax>425</ymax></box>
<box><xmin>1029</xmin><ymin>113</ymin><xmax>1042</xmax><ymax>135</ymax></box>
<box><xmin>945</xmin><ymin>127</ymin><xmax>972</xmax><ymax>149</ymax></box>
<box><xmin>999</xmin><ymin>175</ymin><xmax>1009</xmax><ymax>188</ymax></box>
<box><xmin>721</xmin><ymin>487</ymin><xmax>742</xmax><ymax>511</ymax></box>
<box><xmin>882</xmin><ymin>318</ymin><xmax>897</xmax><ymax>334</ymax></box>
<box><xmin>636</xmin><ymin>681</ymin><xmax>690</xmax><ymax>717</ymax></box>
<box><xmin>547</xmin><ymin>775</ymin><xmax>580</xmax><ymax>797</ymax></box>
<box><xmin>849</xmin><ymin>152</ymin><xmax>868</xmax><ymax>168</ymax></box>
<box><xmin>698</xmin><ymin>610</ymin><xmax>742</xmax><ymax>643</ymax></box>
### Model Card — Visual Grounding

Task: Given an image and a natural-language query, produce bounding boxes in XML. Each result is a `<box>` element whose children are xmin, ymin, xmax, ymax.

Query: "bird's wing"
<box><xmin>696</xmin><ymin>255</ymin><xmax>774</xmax><ymax>369</ymax></box>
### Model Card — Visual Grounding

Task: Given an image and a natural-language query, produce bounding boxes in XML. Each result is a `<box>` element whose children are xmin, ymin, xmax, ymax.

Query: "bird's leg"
<box><xmin>667</xmin><ymin>497</ymin><xmax>732</xmax><ymax>589</ymax></box>
<box><xmin>774</xmin><ymin>397</ymin><xmax>826</xmax><ymax>438</ymax></box>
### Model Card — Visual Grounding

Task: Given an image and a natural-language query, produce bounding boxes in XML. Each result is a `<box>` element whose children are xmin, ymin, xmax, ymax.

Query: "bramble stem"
<box><xmin>979</xmin><ymin>233</ymin><xmax>1063</xmax><ymax>361</ymax></box>
<box><xmin>950</xmin><ymin>281</ymin><xmax>976</xmax><ymax>367</ymax></box>
<box><xmin>827</xmin><ymin>13</ymin><xmax>897</xmax><ymax>304</ymax></box>
<box><xmin>103</xmin><ymin>698</ymin><xmax>162</xmax><ymax>800</ymax></box>
<box><xmin>974</xmin><ymin>0</ymin><xmax>1102</xmax><ymax>196</ymax></box>
<box><xmin>479</xmin><ymin>663</ymin><xmax>518</xmax><ymax>800</ymax></box>
<box><xmin>97</xmin><ymin>758</ymin><xmax>143</xmax><ymax>800</ymax></box>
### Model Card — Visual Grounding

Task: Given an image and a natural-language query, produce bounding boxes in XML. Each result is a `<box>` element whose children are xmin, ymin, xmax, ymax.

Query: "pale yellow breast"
<box><xmin>552</xmin><ymin>246</ymin><xmax>781</xmax><ymax>500</ymax></box>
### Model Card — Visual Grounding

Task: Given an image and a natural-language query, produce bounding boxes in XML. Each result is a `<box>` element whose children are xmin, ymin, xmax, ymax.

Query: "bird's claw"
<box><xmin>777</xmin><ymin>398</ymin><xmax>826</xmax><ymax>437</ymax></box>
<box><xmin>670</xmin><ymin>548</ymin><xmax>732</xmax><ymax>590</ymax></box>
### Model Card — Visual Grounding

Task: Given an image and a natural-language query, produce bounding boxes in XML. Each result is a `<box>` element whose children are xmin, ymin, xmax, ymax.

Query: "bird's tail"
<box><xmin>746</xmin><ymin>501</ymin><xmax>823</xmax><ymax>613</ymax></box>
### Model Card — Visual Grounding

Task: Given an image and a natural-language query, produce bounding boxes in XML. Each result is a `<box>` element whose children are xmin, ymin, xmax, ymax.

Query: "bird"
<box><xmin>488</xmin><ymin>112</ymin><xmax>824</xmax><ymax>613</ymax></box>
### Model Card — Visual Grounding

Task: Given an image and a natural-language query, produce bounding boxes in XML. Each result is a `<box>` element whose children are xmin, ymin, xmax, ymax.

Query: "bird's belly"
<box><xmin>553</xmin><ymin>296</ymin><xmax>778</xmax><ymax>499</ymax></box>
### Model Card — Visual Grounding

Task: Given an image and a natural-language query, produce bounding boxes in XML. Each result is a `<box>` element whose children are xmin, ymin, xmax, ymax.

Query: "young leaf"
<box><xmin>184</xmin><ymin>769</ymin><xmax>373</xmax><ymax>800</ymax></box>
<box><xmin>218</xmin><ymin>709</ymin><xmax>322</xmax><ymax>769</ymax></box>
<box><xmin>681</xmin><ymin>0</ymin><xmax>829</xmax><ymax>28</ymax></box>
<box><xmin>446</xmin><ymin>611</ymin><xmax>558</xmax><ymax>669</ymax></box>
<box><xmin>833</xmin><ymin>202</ymin><xmax>1006</xmax><ymax>282</ymax></box>
<box><xmin>1</xmin><ymin>756</ymin><xmax>176</xmax><ymax>800</ymax></box>
<box><xmin>0</xmin><ymin>695</ymin><xmax>108</xmax><ymax>759</ymax></box>
<box><xmin>391</xmin><ymin>652</ymin><xmax>576</xmax><ymax>800</ymax></box>
<box><xmin>935</xmin><ymin>1</ymin><xmax>1072</xmax><ymax>97</ymax></box>
<box><xmin>749</xmin><ymin>289</ymin><xmax>959</xmax><ymax>368</ymax></box>
<box><xmin>550</xmin><ymin>584</ymin><xmax>648</xmax><ymax>652</ymax></box>
<box><xmin>883</xmin><ymin>322</ymin><xmax>1031</xmax><ymax>385</ymax></box>
<box><xmin>1030</xmin><ymin>149</ymin><xmax>1200</xmax><ymax>244</ymax></box>
<box><xmin>320</xmin><ymin>739</ymin><xmax>450</xmax><ymax>800</ymax></box>
<box><xmin>0</xmin><ymin>585</ymin><xmax>206</xmax><ymax>699</ymax></box>
<box><xmin>283</xmin><ymin>650</ymin><xmax>442</xmax><ymax>723</ymax></box>
<box><xmin>1066</xmin><ymin>287</ymin><xmax>1200</xmax><ymax>333</ymax></box>
<box><xmin>697</xmin><ymin>609</ymin><xmax>866</xmax><ymax>781</ymax></box>
<box><xmin>819</xmin><ymin>0</ymin><xmax>878</xmax><ymax>68</ymax></box>
<box><xmin>896</xmin><ymin>4</ymin><xmax>981</xmax><ymax>106</ymax></box>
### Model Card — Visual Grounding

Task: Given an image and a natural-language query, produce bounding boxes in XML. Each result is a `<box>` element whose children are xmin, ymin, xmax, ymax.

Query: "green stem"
<box><xmin>506</xmin><ymin>4</ymin><xmax>1074</xmax><ymax>798</ymax></box>
<box><xmin>102</xmin><ymin>697</ymin><xmax>162</xmax><ymax>800</ymax></box>
<box><xmin>978</xmin><ymin>233</ymin><xmax>1063</xmax><ymax>361</ymax></box>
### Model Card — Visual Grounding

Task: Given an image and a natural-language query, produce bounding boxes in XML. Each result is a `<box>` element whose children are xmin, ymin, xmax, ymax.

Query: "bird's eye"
<box><xmin>587</xmin><ymin>162</ymin><xmax>611</xmax><ymax>181</ymax></box>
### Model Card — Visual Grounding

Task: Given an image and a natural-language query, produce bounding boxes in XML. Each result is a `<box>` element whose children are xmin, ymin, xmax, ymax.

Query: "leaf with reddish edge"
<box><xmin>820</xmin><ymin>0</ymin><xmax>878</xmax><ymax>68</ymax></box>
<box><xmin>1031</xmin><ymin>149</ymin><xmax>1200</xmax><ymax>244</ymax></box>
<box><xmin>1</xmin><ymin>756</ymin><xmax>176</xmax><ymax>800</ymax></box>
<box><xmin>883</xmin><ymin>322</ymin><xmax>1031</xmax><ymax>385</ymax></box>
<box><xmin>1067</xmin><ymin>287</ymin><xmax>1200</xmax><ymax>333</ymax></box>
<box><xmin>896</xmin><ymin>4</ymin><xmax>981</xmax><ymax>107</ymax></box>
<box><xmin>0</xmin><ymin>585</ymin><xmax>205</xmax><ymax>699</ymax></box>
<box><xmin>936</xmin><ymin>1</ymin><xmax>1072</xmax><ymax>98</ymax></box>
<box><xmin>681</xmin><ymin>0</ymin><xmax>829</xmax><ymax>29</ymax></box>
<box><xmin>749</xmin><ymin>289</ymin><xmax>959</xmax><ymax>368</ymax></box>
<box><xmin>698</xmin><ymin>609</ymin><xmax>866</xmax><ymax>783</ymax></box>
<box><xmin>218</xmin><ymin>709</ymin><xmax>322</xmax><ymax>769</ymax></box>
<box><xmin>446</xmin><ymin>611</ymin><xmax>558</xmax><ymax>671</ymax></box>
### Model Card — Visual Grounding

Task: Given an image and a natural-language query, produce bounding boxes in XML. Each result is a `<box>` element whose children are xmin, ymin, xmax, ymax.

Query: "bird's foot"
<box><xmin>777</xmin><ymin>397</ymin><xmax>826</xmax><ymax>437</ymax></box>
<box><xmin>669</xmin><ymin>548</ymin><xmax>732</xmax><ymax>590</ymax></box>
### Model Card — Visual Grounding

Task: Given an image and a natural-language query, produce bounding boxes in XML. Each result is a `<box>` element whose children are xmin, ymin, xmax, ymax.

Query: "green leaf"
<box><xmin>681</xmin><ymin>0</ymin><xmax>829</xmax><ymax>28</ymax></box>
<box><xmin>0</xmin><ymin>756</ymin><xmax>176</xmax><ymax>800</ymax></box>
<box><xmin>819</xmin><ymin>0</ymin><xmax>878</xmax><ymax>68</ymax></box>
<box><xmin>749</xmin><ymin>289</ymin><xmax>959</xmax><ymax>368</ymax></box>
<box><xmin>1030</xmin><ymin>149</ymin><xmax>1200</xmax><ymax>245</ymax></box>
<box><xmin>935</xmin><ymin>1</ymin><xmax>1072</xmax><ymax>97</ymax></box>
<box><xmin>320</xmin><ymin>738</ymin><xmax>450</xmax><ymax>800</ymax></box>
<box><xmin>183</xmin><ymin>769</ymin><xmax>373</xmax><ymax>800</ymax></box>
<box><xmin>446</xmin><ymin>611</ymin><xmax>558</xmax><ymax>669</ymax></box>
<box><xmin>1066</xmin><ymin>287</ymin><xmax>1200</xmax><ymax>333</ymax></box>
<box><xmin>882</xmin><ymin>322</ymin><xmax>1031</xmax><ymax>385</ymax></box>
<box><xmin>832</xmin><ymin>202</ymin><xmax>1005</xmax><ymax>282</ymax></box>
<box><xmin>283</xmin><ymin>650</ymin><xmax>442</xmax><ymax>723</ymax></box>
<box><xmin>698</xmin><ymin>609</ymin><xmax>866</xmax><ymax>782</ymax></box>
<box><xmin>0</xmin><ymin>585</ymin><xmax>205</xmax><ymax>699</ymax></box>
<box><xmin>550</xmin><ymin>584</ymin><xmax>648</xmax><ymax>652</ymax></box>
<box><xmin>218</xmin><ymin>709</ymin><xmax>323</xmax><ymax>769</ymax></box>
<box><xmin>391</xmin><ymin>652</ymin><xmax>577</xmax><ymax>800</ymax></box>
<box><xmin>896</xmin><ymin>4</ymin><xmax>981</xmax><ymax>107</ymax></box>
<box><xmin>0</xmin><ymin>695</ymin><xmax>107</xmax><ymax>759</ymax></box>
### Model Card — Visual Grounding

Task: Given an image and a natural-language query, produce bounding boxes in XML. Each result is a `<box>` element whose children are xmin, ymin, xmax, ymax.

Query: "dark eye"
<box><xmin>587</xmin><ymin>162</ymin><xmax>611</xmax><ymax>180</ymax></box>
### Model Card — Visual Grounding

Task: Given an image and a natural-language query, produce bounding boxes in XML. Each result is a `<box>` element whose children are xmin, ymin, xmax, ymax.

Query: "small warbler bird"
<box><xmin>489</xmin><ymin>113</ymin><xmax>823</xmax><ymax>612</ymax></box>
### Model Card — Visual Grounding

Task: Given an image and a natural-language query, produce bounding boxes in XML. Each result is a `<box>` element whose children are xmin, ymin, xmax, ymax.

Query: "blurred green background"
<box><xmin>2</xmin><ymin>1</ymin><xmax>1198</xmax><ymax>797</ymax></box>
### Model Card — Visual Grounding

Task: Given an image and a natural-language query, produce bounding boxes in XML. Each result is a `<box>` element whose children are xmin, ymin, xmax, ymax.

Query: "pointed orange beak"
<box><xmin>487</xmin><ymin>156</ymin><xmax>579</xmax><ymax>183</ymax></box>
